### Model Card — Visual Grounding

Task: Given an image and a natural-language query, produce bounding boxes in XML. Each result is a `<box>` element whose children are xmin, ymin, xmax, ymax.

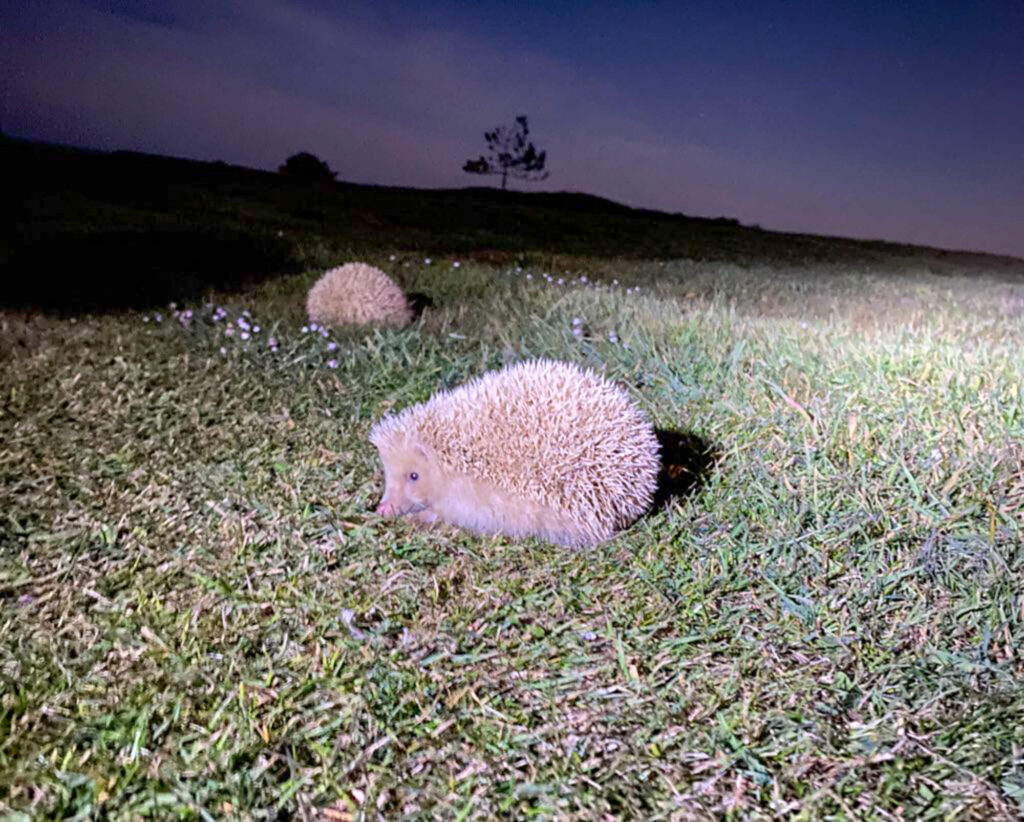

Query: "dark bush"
<box><xmin>278</xmin><ymin>152</ymin><xmax>337</xmax><ymax>182</ymax></box>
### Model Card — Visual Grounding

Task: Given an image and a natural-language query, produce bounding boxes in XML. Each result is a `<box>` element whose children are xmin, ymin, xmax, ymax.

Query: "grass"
<box><xmin>3</xmin><ymin>253</ymin><xmax>1022</xmax><ymax>819</ymax></box>
<box><xmin>2</xmin><ymin>140</ymin><xmax>1024</xmax><ymax>818</ymax></box>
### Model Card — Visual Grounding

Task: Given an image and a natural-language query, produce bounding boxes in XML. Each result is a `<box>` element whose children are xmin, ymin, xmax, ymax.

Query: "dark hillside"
<box><xmin>4</xmin><ymin>136</ymin><xmax>1022</xmax><ymax>310</ymax></box>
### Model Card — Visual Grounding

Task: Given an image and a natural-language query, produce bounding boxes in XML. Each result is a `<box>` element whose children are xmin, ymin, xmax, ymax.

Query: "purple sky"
<box><xmin>3</xmin><ymin>0</ymin><xmax>1023</xmax><ymax>257</ymax></box>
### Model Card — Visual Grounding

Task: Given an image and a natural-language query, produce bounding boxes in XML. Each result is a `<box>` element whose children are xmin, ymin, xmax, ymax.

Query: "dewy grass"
<box><xmin>2</xmin><ymin>256</ymin><xmax>1023</xmax><ymax>818</ymax></box>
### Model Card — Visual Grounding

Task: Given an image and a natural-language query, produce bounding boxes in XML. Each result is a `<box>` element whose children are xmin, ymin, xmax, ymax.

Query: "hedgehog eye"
<box><xmin>409</xmin><ymin>471</ymin><xmax>419</xmax><ymax>481</ymax></box>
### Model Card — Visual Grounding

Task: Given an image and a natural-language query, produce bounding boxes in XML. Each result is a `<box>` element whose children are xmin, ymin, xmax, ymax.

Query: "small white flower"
<box><xmin>327</xmin><ymin>359</ymin><xmax>339</xmax><ymax>369</ymax></box>
<box><xmin>169</xmin><ymin>301</ymin><xmax>177</xmax><ymax>310</ymax></box>
<box><xmin>142</xmin><ymin>315</ymin><xmax>150</xmax><ymax>323</ymax></box>
<box><xmin>423</xmin><ymin>258</ymin><xmax>432</xmax><ymax>265</ymax></box>
<box><xmin>242</xmin><ymin>310</ymin><xmax>251</xmax><ymax>317</ymax></box>
<box><xmin>389</xmin><ymin>254</ymin><xmax>396</xmax><ymax>261</ymax></box>
<box><xmin>219</xmin><ymin>346</ymin><xmax>227</xmax><ymax>355</ymax></box>
<box><xmin>309</xmin><ymin>322</ymin><xmax>319</xmax><ymax>331</ymax></box>
<box><xmin>612</xmin><ymin>279</ymin><xmax>619</xmax><ymax>286</ymax></box>
<box><xmin>608</xmin><ymin>331</ymin><xmax>619</xmax><ymax>344</ymax></box>
<box><xmin>580</xmin><ymin>275</ymin><xmax>588</xmax><ymax>283</ymax></box>
<box><xmin>800</xmin><ymin>321</ymin><xmax>809</xmax><ymax>329</ymax></box>
<box><xmin>252</xmin><ymin>325</ymin><xmax>260</xmax><ymax>333</ymax></box>
<box><xmin>326</xmin><ymin>341</ymin><xmax>338</xmax><ymax>351</ymax></box>
<box><xmin>572</xmin><ymin>317</ymin><xmax>583</xmax><ymax>327</ymax></box>
<box><xmin>452</xmin><ymin>261</ymin><xmax>461</xmax><ymax>268</ymax></box>
<box><xmin>301</xmin><ymin>326</ymin><xmax>309</xmax><ymax>334</ymax></box>
<box><xmin>572</xmin><ymin>326</ymin><xmax>583</xmax><ymax>338</ymax></box>
<box><xmin>526</xmin><ymin>273</ymin><xmax>533</xmax><ymax>280</ymax></box>
<box><xmin>625</xmin><ymin>288</ymin><xmax>633</xmax><ymax>295</ymax></box>
<box><xmin>154</xmin><ymin>313</ymin><xmax>163</xmax><ymax>322</ymax></box>
<box><xmin>240</xmin><ymin>331</ymin><xmax>250</xmax><ymax>341</ymax></box>
<box><xmin>557</xmin><ymin>278</ymin><xmax>564</xmax><ymax>285</ymax></box>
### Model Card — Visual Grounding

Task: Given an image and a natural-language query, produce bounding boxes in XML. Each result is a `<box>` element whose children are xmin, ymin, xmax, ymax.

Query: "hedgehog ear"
<box><xmin>409</xmin><ymin>439</ymin><xmax>432</xmax><ymax>461</ymax></box>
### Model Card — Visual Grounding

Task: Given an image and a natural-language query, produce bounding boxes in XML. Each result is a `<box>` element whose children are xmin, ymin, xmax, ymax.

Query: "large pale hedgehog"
<box><xmin>369</xmin><ymin>359</ymin><xmax>661</xmax><ymax>547</ymax></box>
<box><xmin>306</xmin><ymin>262</ymin><xmax>413</xmax><ymax>328</ymax></box>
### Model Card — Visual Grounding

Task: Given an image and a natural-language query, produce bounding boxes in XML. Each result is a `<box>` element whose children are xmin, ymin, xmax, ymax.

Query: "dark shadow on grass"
<box><xmin>406</xmin><ymin>291</ymin><xmax>435</xmax><ymax>320</ymax></box>
<box><xmin>2</xmin><ymin>227</ymin><xmax>303</xmax><ymax>313</ymax></box>
<box><xmin>652</xmin><ymin>428</ymin><xmax>719</xmax><ymax>509</ymax></box>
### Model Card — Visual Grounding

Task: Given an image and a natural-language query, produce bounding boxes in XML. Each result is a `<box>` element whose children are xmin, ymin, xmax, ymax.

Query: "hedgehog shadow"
<box><xmin>406</xmin><ymin>291</ymin><xmax>435</xmax><ymax>320</ymax></box>
<box><xmin>651</xmin><ymin>428</ymin><xmax>719</xmax><ymax>510</ymax></box>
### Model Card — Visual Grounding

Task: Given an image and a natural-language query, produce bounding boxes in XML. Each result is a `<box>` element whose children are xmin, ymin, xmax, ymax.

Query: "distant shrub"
<box><xmin>278</xmin><ymin>152</ymin><xmax>337</xmax><ymax>182</ymax></box>
<box><xmin>306</xmin><ymin>263</ymin><xmax>414</xmax><ymax>328</ymax></box>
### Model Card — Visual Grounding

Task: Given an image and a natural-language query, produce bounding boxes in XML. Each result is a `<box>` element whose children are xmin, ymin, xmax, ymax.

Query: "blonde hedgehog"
<box><xmin>369</xmin><ymin>359</ymin><xmax>661</xmax><ymax>548</ymax></box>
<box><xmin>306</xmin><ymin>262</ymin><xmax>413</xmax><ymax>328</ymax></box>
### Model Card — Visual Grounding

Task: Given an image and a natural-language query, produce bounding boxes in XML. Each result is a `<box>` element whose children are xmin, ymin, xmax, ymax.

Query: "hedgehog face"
<box><xmin>375</xmin><ymin>439</ymin><xmax>442</xmax><ymax>518</ymax></box>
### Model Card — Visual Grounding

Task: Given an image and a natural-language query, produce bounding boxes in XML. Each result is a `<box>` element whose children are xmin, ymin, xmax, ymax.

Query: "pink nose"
<box><xmin>376</xmin><ymin>500</ymin><xmax>395</xmax><ymax>516</ymax></box>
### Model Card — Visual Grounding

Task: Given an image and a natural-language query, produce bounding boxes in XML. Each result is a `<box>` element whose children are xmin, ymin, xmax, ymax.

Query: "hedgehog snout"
<box><xmin>376</xmin><ymin>496</ymin><xmax>429</xmax><ymax>517</ymax></box>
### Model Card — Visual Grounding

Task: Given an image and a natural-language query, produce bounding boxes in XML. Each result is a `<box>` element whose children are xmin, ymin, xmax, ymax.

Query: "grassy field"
<box><xmin>2</xmin><ymin>141</ymin><xmax>1024</xmax><ymax>818</ymax></box>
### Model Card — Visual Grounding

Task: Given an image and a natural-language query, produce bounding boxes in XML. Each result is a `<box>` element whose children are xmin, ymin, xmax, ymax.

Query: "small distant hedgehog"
<box><xmin>369</xmin><ymin>359</ymin><xmax>661</xmax><ymax>548</ymax></box>
<box><xmin>306</xmin><ymin>263</ymin><xmax>413</xmax><ymax>328</ymax></box>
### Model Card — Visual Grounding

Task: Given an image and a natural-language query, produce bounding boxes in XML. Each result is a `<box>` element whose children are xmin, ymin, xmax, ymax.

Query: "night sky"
<box><xmin>3</xmin><ymin>1</ymin><xmax>1023</xmax><ymax>257</ymax></box>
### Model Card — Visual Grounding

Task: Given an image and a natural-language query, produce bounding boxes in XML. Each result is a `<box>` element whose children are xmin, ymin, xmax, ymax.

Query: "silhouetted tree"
<box><xmin>278</xmin><ymin>151</ymin><xmax>337</xmax><ymax>182</ymax></box>
<box><xmin>463</xmin><ymin>115</ymin><xmax>549</xmax><ymax>190</ymax></box>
